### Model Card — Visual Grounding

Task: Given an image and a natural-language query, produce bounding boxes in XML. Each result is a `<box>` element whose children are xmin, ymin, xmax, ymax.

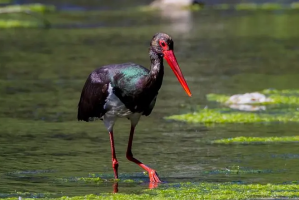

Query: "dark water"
<box><xmin>1</xmin><ymin>0</ymin><xmax>299</xmax><ymax>197</ymax></box>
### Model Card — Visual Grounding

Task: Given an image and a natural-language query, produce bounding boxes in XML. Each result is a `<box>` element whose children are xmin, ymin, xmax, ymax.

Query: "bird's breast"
<box><xmin>104</xmin><ymin>83</ymin><xmax>133</xmax><ymax>118</ymax></box>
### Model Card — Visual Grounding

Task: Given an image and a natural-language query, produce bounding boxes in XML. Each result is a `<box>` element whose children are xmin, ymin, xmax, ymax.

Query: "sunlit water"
<box><xmin>1</xmin><ymin>0</ymin><xmax>299</xmax><ymax>197</ymax></box>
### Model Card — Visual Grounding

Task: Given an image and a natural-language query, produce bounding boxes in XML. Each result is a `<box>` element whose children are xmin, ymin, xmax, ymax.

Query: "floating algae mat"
<box><xmin>0</xmin><ymin>19</ymin><xmax>44</xmax><ymax>28</ymax></box>
<box><xmin>166</xmin><ymin>108</ymin><xmax>299</xmax><ymax>124</ymax></box>
<box><xmin>146</xmin><ymin>2</ymin><xmax>299</xmax><ymax>11</ymax></box>
<box><xmin>0</xmin><ymin>0</ymin><xmax>11</xmax><ymax>4</ymax></box>
<box><xmin>57</xmin><ymin>173</ymin><xmax>145</xmax><ymax>184</ymax></box>
<box><xmin>203</xmin><ymin>166</ymin><xmax>274</xmax><ymax>175</ymax></box>
<box><xmin>213</xmin><ymin>136</ymin><xmax>299</xmax><ymax>144</ymax></box>
<box><xmin>0</xmin><ymin>4</ymin><xmax>56</xmax><ymax>13</ymax></box>
<box><xmin>213</xmin><ymin>2</ymin><xmax>299</xmax><ymax>11</ymax></box>
<box><xmin>212</xmin><ymin>3</ymin><xmax>299</xmax><ymax>10</ymax></box>
<box><xmin>207</xmin><ymin>89</ymin><xmax>299</xmax><ymax>106</ymax></box>
<box><xmin>2</xmin><ymin>182</ymin><xmax>299</xmax><ymax>200</ymax></box>
<box><xmin>0</xmin><ymin>4</ymin><xmax>55</xmax><ymax>28</ymax></box>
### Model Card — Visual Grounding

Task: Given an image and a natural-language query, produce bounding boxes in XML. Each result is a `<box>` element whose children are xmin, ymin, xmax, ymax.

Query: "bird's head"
<box><xmin>150</xmin><ymin>33</ymin><xmax>192</xmax><ymax>97</ymax></box>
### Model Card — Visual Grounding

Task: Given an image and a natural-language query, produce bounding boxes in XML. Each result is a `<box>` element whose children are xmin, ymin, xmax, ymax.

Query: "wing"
<box><xmin>143</xmin><ymin>95</ymin><xmax>157</xmax><ymax>116</ymax></box>
<box><xmin>77</xmin><ymin>70</ymin><xmax>110</xmax><ymax>122</ymax></box>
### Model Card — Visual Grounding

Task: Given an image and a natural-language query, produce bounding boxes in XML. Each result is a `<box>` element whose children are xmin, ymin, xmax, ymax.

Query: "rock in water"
<box><xmin>150</xmin><ymin>0</ymin><xmax>194</xmax><ymax>8</ymax></box>
<box><xmin>226</xmin><ymin>92</ymin><xmax>272</xmax><ymax>105</ymax></box>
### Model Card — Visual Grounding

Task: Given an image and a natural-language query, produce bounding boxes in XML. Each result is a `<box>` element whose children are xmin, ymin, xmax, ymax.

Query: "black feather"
<box><xmin>77</xmin><ymin>69</ymin><xmax>109</xmax><ymax>122</ymax></box>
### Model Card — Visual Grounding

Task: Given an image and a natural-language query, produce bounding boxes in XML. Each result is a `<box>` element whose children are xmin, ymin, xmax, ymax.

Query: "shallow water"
<box><xmin>1</xmin><ymin>0</ymin><xmax>299</xmax><ymax>197</ymax></box>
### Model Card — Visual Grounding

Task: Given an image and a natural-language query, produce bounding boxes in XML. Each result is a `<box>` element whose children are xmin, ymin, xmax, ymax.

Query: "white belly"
<box><xmin>103</xmin><ymin>84</ymin><xmax>141</xmax><ymax>132</ymax></box>
<box><xmin>103</xmin><ymin>83</ymin><xmax>132</xmax><ymax>118</ymax></box>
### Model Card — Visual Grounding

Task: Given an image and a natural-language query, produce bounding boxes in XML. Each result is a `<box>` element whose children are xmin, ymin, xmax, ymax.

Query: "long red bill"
<box><xmin>164</xmin><ymin>50</ymin><xmax>192</xmax><ymax>96</ymax></box>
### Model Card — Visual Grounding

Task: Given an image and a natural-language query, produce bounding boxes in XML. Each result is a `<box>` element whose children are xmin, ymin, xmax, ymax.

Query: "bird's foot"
<box><xmin>149</xmin><ymin>181</ymin><xmax>159</xmax><ymax>189</ymax></box>
<box><xmin>149</xmin><ymin>169</ymin><xmax>161</xmax><ymax>183</ymax></box>
<box><xmin>148</xmin><ymin>170</ymin><xmax>161</xmax><ymax>189</ymax></box>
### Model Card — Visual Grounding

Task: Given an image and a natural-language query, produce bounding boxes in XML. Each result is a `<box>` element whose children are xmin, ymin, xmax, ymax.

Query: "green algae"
<box><xmin>213</xmin><ymin>136</ymin><xmax>299</xmax><ymax>144</ymax></box>
<box><xmin>291</xmin><ymin>2</ymin><xmax>299</xmax><ymax>9</ymax></box>
<box><xmin>210</xmin><ymin>3</ymin><xmax>298</xmax><ymax>11</ymax></box>
<box><xmin>207</xmin><ymin>89</ymin><xmax>299</xmax><ymax>105</ymax></box>
<box><xmin>78</xmin><ymin>177</ymin><xmax>117</xmax><ymax>183</ymax></box>
<box><xmin>166</xmin><ymin>109</ymin><xmax>299</xmax><ymax>124</ymax></box>
<box><xmin>0</xmin><ymin>4</ymin><xmax>54</xmax><ymax>28</ymax></box>
<box><xmin>213</xmin><ymin>4</ymin><xmax>231</xmax><ymax>10</ymax></box>
<box><xmin>138</xmin><ymin>3</ymin><xmax>298</xmax><ymax>12</ymax></box>
<box><xmin>2</xmin><ymin>182</ymin><xmax>299</xmax><ymax>200</ymax></box>
<box><xmin>57</xmin><ymin>173</ymin><xmax>144</xmax><ymax>184</ymax></box>
<box><xmin>0</xmin><ymin>8</ymin><xmax>299</xmax><ymax>198</ymax></box>
<box><xmin>207</xmin><ymin>94</ymin><xmax>230</xmax><ymax>104</ymax></box>
<box><xmin>0</xmin><ymin>0</ymin><xmax>11</xmax><ymax>4</ymax></box>
<box><xmin>260</xmin><ymin>3</ymin><xmax>284</xmax><ymax>10</ymax></box>
<box><xmin>235</xmin><ymin>3</ymin><xmax>258</xmax><ymax>10</ymax></box>
<box><xmin>203</xmin><ymin>166</ymin><xmax>270</xmax><ymax>175</ymax></box>
<box><xmin>183</xmin><ymin>3</ymin><xmax>205</xmax><ymax>11</ymax></box>
<box><xmin>0</xmin><ymin>19</ymin><xmax>42</xmax><ymax>28</ymax></box>
<box><xmin>0</xmin><ymin>4</ymin><xmax>55</xmax><ymax>14</ymax></box>
<box><xmin>235</xmin><ymin>3</ymin><xmax>284</xmax><ymax>10</ymax></box>
<box><xmin>262</xmin><ymin>89</ymin><xmax>299</xmax><ymax>95</ymax></box>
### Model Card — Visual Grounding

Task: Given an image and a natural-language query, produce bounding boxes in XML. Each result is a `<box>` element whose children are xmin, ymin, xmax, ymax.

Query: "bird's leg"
<box><xmin>112</xmin><ymin>182</ymin><xmax>118</xmax><ymax>193</ymax></box>
<box><xmin>109</xmin><ymin>130</ymin><xmax>119</xmax><ymax>179</ymax></box>
<box><xmin>126</xmin><ymin>125</ymin><xmax>161</xmax><ymax>183</ymax></box>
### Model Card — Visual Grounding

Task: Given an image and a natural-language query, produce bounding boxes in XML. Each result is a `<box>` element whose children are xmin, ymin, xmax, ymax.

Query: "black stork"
<box><xmin>77</xmin><ymin>33</ymin><xmax>192</xmax><ymax>185</ymax></box>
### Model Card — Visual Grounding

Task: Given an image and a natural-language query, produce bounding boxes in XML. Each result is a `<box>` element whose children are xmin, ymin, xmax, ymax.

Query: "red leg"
<box><xmin>126</xmin><ymin>126</ymin><xmax>161</xmax><ymax>183</ymax></box>
<box><xmin>109</xmin><ymin>131</ymin><xmax>119</xmax><ymax>179</ymax></box>
<box><xmin>113</xmin><ymin>182</ymin><xmax>118</xmax><ymax>193</ymax></box>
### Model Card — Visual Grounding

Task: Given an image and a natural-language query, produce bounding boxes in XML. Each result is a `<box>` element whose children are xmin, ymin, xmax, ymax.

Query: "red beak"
<box><xmin>163</xmin><ymin>50</ymin><xmax>192</xmax><ymax>97</ymax></box>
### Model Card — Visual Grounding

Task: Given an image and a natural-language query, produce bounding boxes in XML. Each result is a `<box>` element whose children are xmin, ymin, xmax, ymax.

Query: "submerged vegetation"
<box><xmin>0</xmin><ymin>4</ymin><xmax>56</xmax><ymax>13</ymax></box>
<box><xmin>210</xmin><ymin>2</ymin><xmax>299</xmax><ymax>11</ymax></box>
<box><xmin>213</xmin><ymin>136</ymin><xmax>299</xmax><ymax>144</ymax></box>
<box><xmin>0</xmin><ymin>0</ymin><xmax>11</xmax><ymax>3</ymax></box>
<box><xmin>207</xmin><ymin>89</ymin><xmax>299</xmax><ymax>105</ymax></box>
<box><xmin>1</xmin><ymin>2</ymin><xmax>299</xmax><ymax>200</ymax></box>
<box><xmin>166</xmin><ymin>109</ymin><xmax>299</xmax><ymax>124</ymax></box>
<box><xmin>1</xmin><ymin>2</ymin><xmax>299</xmax><ymax>29</ymax></box>
<box><xmin>167</xmin><ymin>91</ymin><xmax>299</xmax><ymax>123</ymax></box>
<box><xmin>148</xmin><ymin>2</ymin><xmax>299</xmax><ymax>11</ymax></box>
<box><xmin>0</xmin><ymin>4</ymin><xmax>54</xmax><ymax>28</ymax></box>
<box><xmin>203</xmin><ymin>166</ymin><xmax>272</xmax><ymax>175</ymax></box>
<box><xmin>2</xmin><ymin>182</ymin><xmax>299</xmax><ymax>200</ymax></box>
<box><xmin>0</xmin><ymin>19</ymin><xmax>45</xmax><ymax>28</ymax></box>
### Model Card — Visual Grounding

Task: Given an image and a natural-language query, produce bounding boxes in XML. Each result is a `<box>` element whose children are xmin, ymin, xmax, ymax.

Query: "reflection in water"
<box><xmin>225</xmin><ymin>92</ymin><xmax>270</xmax><ymax>111</ymax></box>
<box><xmin>150</xmin><ymin>0</ymin><xmax>193</xmax><ymax>8</ymax></box>
<box><xmin>112</xmin><ymin>181</ymin><xmax>159</xmax><ymax>193</ymax></box>
<box><xmin>113</xmin><ymin>182</ymin><xmax>118</xmax><ymax>193</ymax></box>
<box><xmin>149</xmin><ymin>181</ymin><xmax>159</xmax><ymax>189</ymax></box>
<box><xmin>1</xmin><ymin>2</ymin><xmax>299</xmax><ymax>196</ymax></box>
<box><xmin>227</xmin><ymin>92</ymin><xmax>272</xmax><ymax>105</ymax></box>
<box><xmin>229</xmin><ymin>104</ymin><xmax>266</xmax><ymax>111</ymax></box>
<box><xmin>151</xmin><ymin>1</ymin><xmax>193</xmax><ymax>35</ymax></box>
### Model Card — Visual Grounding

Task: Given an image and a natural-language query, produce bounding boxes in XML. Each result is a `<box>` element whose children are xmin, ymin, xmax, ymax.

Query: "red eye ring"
<box><xmin>159</xmin><ymin>40</ymin><xmax>168</xmax><ymax>50</ymax></box>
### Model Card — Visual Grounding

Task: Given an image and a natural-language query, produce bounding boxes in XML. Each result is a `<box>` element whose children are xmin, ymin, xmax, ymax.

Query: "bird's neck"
<box><xmin>147</xmin><ymin>48</ymin><xmax>164</xmax><ymax>89</ymax></box>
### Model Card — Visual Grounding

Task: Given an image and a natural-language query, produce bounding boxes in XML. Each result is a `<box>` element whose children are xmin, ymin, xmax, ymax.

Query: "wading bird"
<box><xmin>78</xmin><ymin>33</ymin><xmax>191</xmax><ymax>185</ymax></box>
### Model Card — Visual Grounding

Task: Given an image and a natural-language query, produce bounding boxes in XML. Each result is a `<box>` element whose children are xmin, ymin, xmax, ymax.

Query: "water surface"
<box><xmin>1</xmin><ymin>1</ymin><xmax>299</xmax><ymax>196</ymax></box>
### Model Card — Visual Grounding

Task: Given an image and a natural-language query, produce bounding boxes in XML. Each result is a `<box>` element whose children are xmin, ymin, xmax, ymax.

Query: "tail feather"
<box><xmin>77</xmin><ymin>95</ymin><xmax>91</xmax><ymax>122</ymax></box>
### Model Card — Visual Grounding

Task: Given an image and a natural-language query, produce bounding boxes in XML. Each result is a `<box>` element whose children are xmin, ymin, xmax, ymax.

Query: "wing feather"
<box><xmin>77</xmin><ymin>70</ymin><xmax>109</xmax><ymax>122</ymax></box>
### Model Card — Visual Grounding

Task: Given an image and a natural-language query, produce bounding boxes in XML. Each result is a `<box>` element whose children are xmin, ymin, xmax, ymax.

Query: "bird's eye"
<box><xmin>159</xmin><ymin>41</ymin><xmax>168</xmax><ymax>51</ymax></box>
